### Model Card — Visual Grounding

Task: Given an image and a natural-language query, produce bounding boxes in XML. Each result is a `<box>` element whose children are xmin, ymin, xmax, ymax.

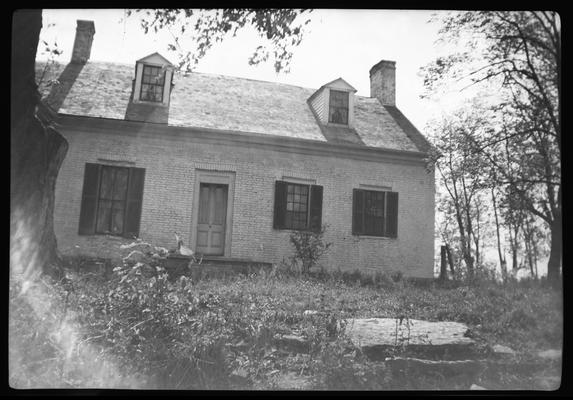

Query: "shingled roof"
<box><xmin>35</xmin><ymin>60</ymin><xmax>430</xmax><ymax>154</ymax></box>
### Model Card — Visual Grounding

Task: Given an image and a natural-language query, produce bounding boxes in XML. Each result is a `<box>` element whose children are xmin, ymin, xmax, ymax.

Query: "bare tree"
<box><xmin>422</xmin><ymin>11</ymin><xmax>561</xmax><ymax>286</ymax></box>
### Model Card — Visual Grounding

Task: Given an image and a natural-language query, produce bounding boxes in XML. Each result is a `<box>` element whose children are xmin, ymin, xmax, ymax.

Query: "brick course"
<box><xmin>54</xmin><ymin>122</ymin><xmax>435</xmax><ymax>278</ymax></box>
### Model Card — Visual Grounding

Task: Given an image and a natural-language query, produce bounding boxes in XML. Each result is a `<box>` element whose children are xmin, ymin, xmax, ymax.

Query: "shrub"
<box><xmin>289</xmin><ymin>225</ymin><xmax>332</xmax><ymax>274</ymax></box>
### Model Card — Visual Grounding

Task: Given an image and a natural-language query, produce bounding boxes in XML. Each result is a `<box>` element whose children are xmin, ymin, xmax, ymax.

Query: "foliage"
<box><xmin>126</xmin><ymin>9</ymin><xmax>313</xmax><ymax>73</ymax></box>
<box><xmin>423</xmin><ymin>11</ymin><xmax>561</xmax><ymax>282</ymax></box>
<box><xmin>288</xmin><ymin>225</ymin><xmax>332</xmax><ymax>274</ymax></box>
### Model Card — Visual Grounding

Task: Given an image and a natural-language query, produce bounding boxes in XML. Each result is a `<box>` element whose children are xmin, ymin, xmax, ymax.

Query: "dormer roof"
<box><xmin>136</xmin><ymin>52</ymin><xmax>175</xmax><ymax>67</ymax></box>
<box><xmin>308</xmin><ymin>77</ymin><xmax>357</xmax><ymax>103</ymax></box>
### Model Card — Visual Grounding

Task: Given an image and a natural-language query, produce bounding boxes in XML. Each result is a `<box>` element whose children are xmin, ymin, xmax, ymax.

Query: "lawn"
<box><xmin>9</xmin><ymin>263</ymin><xmax>563</xmax><ymax>390</ymax></box>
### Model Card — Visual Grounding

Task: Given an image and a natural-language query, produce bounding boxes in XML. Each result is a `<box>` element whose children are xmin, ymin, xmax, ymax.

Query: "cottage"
<box><xmin>37</xmin><ymin>20</ymin><xmax>435</xmax><ymax>277</ymax></box>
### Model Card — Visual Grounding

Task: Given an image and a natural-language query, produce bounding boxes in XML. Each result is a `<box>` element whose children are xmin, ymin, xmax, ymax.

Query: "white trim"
<box><xmin>133</xmin><ymin>62</ymin><xmax>174</xmax><ymax>106</ymax></box>
<box><xmin>281</xmin><ymin>176</ymin><xmax>317</xmax><ymax>185</ymax></box>
<box><xmin>359</xmin><ymin>183</ymin><xmax>393</xmax><ymax>191</ymax></box>
<box><xmin>326</xmin><ymin>88</ymin><xmax>354</xmax><ymax>128</ymax></box>
<box><xmin>96</xmin><ymin>158</ymin><xmax>136</xmax><ymax>166</ymax></box>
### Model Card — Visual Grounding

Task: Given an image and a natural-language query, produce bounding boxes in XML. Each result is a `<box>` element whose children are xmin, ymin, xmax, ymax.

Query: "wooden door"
<box><xmin>196</xmin><ymin>183</ymin><xmax>228</xmax><ymax>255</ymax></box>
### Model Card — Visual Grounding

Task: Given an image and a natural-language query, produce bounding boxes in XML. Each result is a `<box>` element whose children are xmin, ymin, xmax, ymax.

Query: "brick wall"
<box><xmin>54</xmin><ymin>122</ymin><xmax>435</xmax><ymax>278</ymax></box>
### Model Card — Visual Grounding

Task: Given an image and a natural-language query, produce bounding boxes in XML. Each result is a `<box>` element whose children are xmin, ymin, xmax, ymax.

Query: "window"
<box><xmin>352</xmin><ymin>189</ymin><xmax>398</xmax><ymax>237</ymax></box>
<box><xmin>328</xmin><ymin>90</ymin><xmax>349</xmax><ymax>125</ymax></box>
<box><xmin>140</xmin><ymin>65</ymin><xmax>165</xmax><ymax>102</ymax></box>
<box><xmin>78</xmin><ymin>163</ymin><xmax>145</xmax><ymax>238</ymax></box>
<box><xmin>273</xmin><ymin>181</ymin><xmax>323</xmax><ymax>232</ymax></box>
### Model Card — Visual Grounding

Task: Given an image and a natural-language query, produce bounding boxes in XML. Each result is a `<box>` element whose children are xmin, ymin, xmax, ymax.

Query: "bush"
<box><xmin>289</xmin><ymin>225</ymin><xmax>332</xmax><ymax>274</ymax></box>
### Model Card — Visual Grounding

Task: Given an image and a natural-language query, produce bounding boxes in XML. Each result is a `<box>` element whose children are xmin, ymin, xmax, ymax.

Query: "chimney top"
<box><xmin>369</xmin><ymin>59</ymin><xmax>395</xmax><ymax>76</ymax></box>
<box><xmin>71</xmin><ymin>20</ymin><xmax>95</xmax><ymax>64</ymax></box>
<box><xmin>369</xmin><ymin>59</ymin><xmax>396</xmax><ymax>107</ymax></box>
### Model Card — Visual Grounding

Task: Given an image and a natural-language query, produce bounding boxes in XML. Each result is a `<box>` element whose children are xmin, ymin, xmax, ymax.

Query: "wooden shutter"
<box><xmin>352</xmin><ymin>189</ymin><xmax>364</xmax><ymax>235</ymax></box>
<box><xmin>273</xmin><ymin>181</ymin><xmax>288</xmax><ymax>229</ymax></box>
<box><xmin>78</xmin><ymin>163</ymin><xmax>101</xmax><ymax>235</ymax></box>
<box><xmin>309</xmin><ymin>185</ymin><xmax>323</xmax><ymax>232</ymax></box>
<box><xmin>123</xmin><ymin>167</ymin><xmax>145</xmax><ymax>238</ymax></box>
<box><xmin>386</xmin><ymin>192</ymin><xmax>399</xmax><ymax>238</ymax></box>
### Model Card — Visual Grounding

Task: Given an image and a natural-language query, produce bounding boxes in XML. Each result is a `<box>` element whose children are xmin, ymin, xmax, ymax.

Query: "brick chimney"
<box><xmin>71</xmin><ymin>20</ymin><xmax>95</xmax><ymax>64</ymax></box>
<box><xmin>369</xmin><ymin>60</ymin><xmax>395</xmax><ymax>106</ymax></box>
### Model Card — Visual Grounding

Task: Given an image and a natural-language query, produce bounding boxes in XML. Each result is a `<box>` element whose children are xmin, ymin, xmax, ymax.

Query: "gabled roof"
<box><xmin>136</xmin><ymin>52</ymin><xmax>174</xmax><ymax>67</ymax></box>
<box><xmin>35</xmin><ymin>60</ymin><xmax>430</xmax><ymax>154</ymax></box>
<box><xmin>307</xmin><ymin>77</ymin><xmax>357</xmax><ymax>104</ymax></box>
<box><xmin>323</xmin><ymin>77</ymin><xmax>357</xmax><ymax>92</ymax></box>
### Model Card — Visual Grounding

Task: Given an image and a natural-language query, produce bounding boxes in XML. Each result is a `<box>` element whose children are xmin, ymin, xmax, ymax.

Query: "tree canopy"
<box><xmin>422</xmin><ymin>11</ymin><xmax>561</xmax><ymax>284</ymax></box>
<box><xmin>126</xmin><ymin>9</ymin><xmax>313</xmax><ymax>73</ymax></box>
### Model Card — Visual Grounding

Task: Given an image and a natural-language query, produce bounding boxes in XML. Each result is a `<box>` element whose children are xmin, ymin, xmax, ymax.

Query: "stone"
<box><xmin>274</xmin><ymin>334</ymin><xmax>309</xmax><ymax>353</ymax></box>
<box><xmin>538</xmin><ymin>349</ymin><xmax>562</xmax><ymax>361</ymax></box>
<box><xmin>345</xmin><ymin>318</ymin><xmax>477</xmax><ymax>360</ymax></box>
<box><xmin>385</xmin><ymin>357</ymin><xmax>484</xmax><ymax>377</ymax></box>
<box><xmin>492</xmin><ymin>344</ymin><xmax>517</xmax><ymax>356</ymax></box>
<box><xmin>470</xmin><ymin>384</ymin><xmax>487</xmax><ymax>390</ymax></box>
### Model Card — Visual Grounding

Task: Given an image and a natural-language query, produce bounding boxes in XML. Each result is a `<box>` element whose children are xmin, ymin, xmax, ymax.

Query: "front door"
<box><xmin>196</xmin><ymin>183</ymin><xmax>228</xmax><ymax>255</ymax></box>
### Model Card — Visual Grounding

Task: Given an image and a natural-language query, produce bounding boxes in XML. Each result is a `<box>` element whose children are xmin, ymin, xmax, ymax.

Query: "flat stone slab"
<box><xmin>345</xmin><ymin>318</ymin><xmax>478</xmax><ymax>360</ymax></box>
<box><xmin>384</xmin><ymin>357</ymin><xmax>485</xmax><ymax>377</ymax></box>
<box><xmin>538</xmin><ymin>349</ymin><xmax>562</xmax><ymax>361</ymax></box>
<box><xmin>492</xmin><ymin>344</ymin><xmax>517</xmax><ymax>356</ymax></box>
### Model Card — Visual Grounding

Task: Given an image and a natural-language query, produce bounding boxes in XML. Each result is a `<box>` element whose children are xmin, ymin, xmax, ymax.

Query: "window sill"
<box><xmin>353</xmin><ymin>234</ymin><xmax>397</xmax><ymax>240</ymax></box>
<box><xmin>134</xmin><ymin>99</ymin><xmax>167</xmax><ymax>106</ymax></box>
<box><xmin>275</xmin><ymin>227</ymin><xmax>319</xmax><ymax>234</ymax></box>
<box><xmin>326</xmin><ymin>122</ymin><xmax>350</xmax><ymax>128</ymax></box>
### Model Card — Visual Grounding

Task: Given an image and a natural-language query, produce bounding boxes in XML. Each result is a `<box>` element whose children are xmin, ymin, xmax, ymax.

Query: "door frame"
<box><xmin>190</xmin><ymin>170</ymin><xmax>235</xmax><ymax>257</ymax></box>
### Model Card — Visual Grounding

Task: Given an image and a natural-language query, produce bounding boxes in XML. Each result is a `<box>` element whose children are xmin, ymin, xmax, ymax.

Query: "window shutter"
<box><xmin>78</xmin><ymin>163</ymin><xmax>101</xmax><ymax>235</ymax></box>
<box><xmin>124</xmin><ymin>167</ymin><xmax>146</xmax><ymax>238</ymax></box>
<box><xmin>386</xmin><ymin>192</ymin><xmax>399</xmax><ymax>238</ymax></box>
<box><xmin>273</xmin><ymin>181</ymin><xmax>288</xmax><ymax>229</ymax></box>
<box><xmin>309</xmin><ymin>185</ymin><xmax>323</xmax><ymax>232</ymax></box>
<box><xmin>352</xmin><ymin>189</ymin><xmax>364</xmax><ymax>235</ymax></box>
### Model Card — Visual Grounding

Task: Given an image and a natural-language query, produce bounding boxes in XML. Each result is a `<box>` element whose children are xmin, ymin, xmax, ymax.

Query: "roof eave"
<box><xmin>56</xmin><ymin>113</ymin><xmax>430</xmax><ymax>165</ymax></box>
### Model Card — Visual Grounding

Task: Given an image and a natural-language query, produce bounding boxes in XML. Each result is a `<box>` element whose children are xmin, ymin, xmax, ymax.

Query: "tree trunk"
<box><xmin>491</xmin><ymin>187</ymin><xmax>507</xmax><ymax>282</ymax></box>
<box><xmin>446</xmin><ymin>244</ymin><xmax>455</xmax><ymax>278</ymax></box>
<box><xmin>440</xmin><ymin>245</ymin><xmax>448</xmax><ymax>280</ymax></box>
<box><xmin>10</xmin><ymin>10</ymin><xmax>68</xmax><ymax>282</ymax></box>
<box><xmin>546</xmin><ymin>212</ymin><xmax>562</xmax><ymax>287</ymax></box>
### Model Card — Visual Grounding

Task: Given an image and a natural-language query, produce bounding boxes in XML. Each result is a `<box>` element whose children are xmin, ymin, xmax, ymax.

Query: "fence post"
<box><xmin>440</xmin><ymin>245</ymin><xmax>448</xmax><ymax>280</ymax></box>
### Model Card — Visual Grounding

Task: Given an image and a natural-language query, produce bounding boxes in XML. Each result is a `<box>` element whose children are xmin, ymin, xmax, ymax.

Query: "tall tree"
<box><xmin>11</xmin><ymin>9</ymin><xmax>68</xmax><ymax>282</ymax></box>
<box><xmin>429</xmin><ymin>108</ymin><xmax>490</xmax><ymax>278</ymax></box>
<box><xmin>422</xmin><ymin>11</ymin><xmax>561</xmax><ymax>285</ymax></box>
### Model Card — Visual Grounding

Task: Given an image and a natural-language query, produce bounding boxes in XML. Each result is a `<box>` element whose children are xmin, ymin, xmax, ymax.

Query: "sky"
<box><xmin>37</xmin><ymin>8</ymin><xmax>451</xmax><ymax>131</ymax></box>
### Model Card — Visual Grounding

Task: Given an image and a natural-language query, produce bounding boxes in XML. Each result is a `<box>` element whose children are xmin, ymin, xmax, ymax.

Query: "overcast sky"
<box><xmin>37</xmin><ymin>8</ymin><xmax>455</xmax><ymax>131</ymax></box>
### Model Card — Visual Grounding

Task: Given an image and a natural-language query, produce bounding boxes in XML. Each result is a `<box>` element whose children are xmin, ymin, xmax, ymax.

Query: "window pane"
<box><xmin>284</xmin><ymin>183</ymin><xmax>310</xmax><ymax>230</ymax></box>
<box><xmin>361</xmin><ymin>190</ymin><xmax>385</xmax><ymax>236</ymax></box>
<box><xmin>96</xmin><ymin>166</ymin><xmax>130</xmax><ymax>236</ymax></box>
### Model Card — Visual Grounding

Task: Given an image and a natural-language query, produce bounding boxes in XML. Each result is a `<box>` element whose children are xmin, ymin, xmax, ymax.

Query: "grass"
<box><xmin>9</xmin><ymin>265</ymin><xmax>563</xmax><ymax>390</ymax></box>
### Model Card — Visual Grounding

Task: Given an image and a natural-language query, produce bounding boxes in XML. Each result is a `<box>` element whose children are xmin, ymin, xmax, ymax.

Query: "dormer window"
<box><xmin>140</xmin><ymin>65</ymin><xmax>165</xmax><ymax>102</ymax></box>
<box><xmin>307</xmin><ymin>78</ymin><xmax>357</xmax><ymax>129</ymax></box>
<box><xmin>329</xmin><ymin>90</ymin><xmax>349</xmax><ymax>125</ymax></box>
